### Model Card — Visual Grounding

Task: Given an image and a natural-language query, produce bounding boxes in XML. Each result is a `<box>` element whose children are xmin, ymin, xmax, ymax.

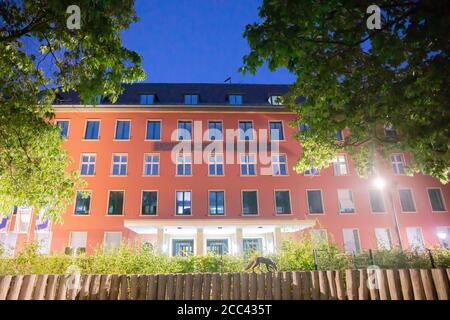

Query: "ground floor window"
<box><xmin>35</xmin><ymin>232</ymin><xmax>52</xmax><ymax>255</ymax></box>
<box><xmin>343</xmin><ymin>228</ymin><xmax>361</xmax><ymax>254</ymax></box>
<box><xmin>0</xmin><ymin>233</ymin><xmax>18</xmax><ymax>257</ymax></box>
<box><xmin>406</xmin><ymin>227</ymin><xmax>424</xmax><ymax>251</ymax></box>
<box><xmin>172</xmin><ymin>239</ymin><xmax>194</xmax><ymax>256</ymax></box>
<box><xmin>437</xmin><ymin>227</ymin><xmax>450</xmax><ymax>248</ymax></box>
<box><xmin>104</xmin><ymin>232</ymin><xmax>122</xmax><ymax>251</ymax></box>
<box><xmin>69</xmin><ymin>232</ymin><xmax>87</xmax><ymax>251</ymax></box>
<box><xmin>375</xmin><ymin>228</ymin><xmax>392</xmax><ymax>250</ymax></box>
<box><xmin>206</xmin><ymin>239</ymin><xmax>229</xmax><ymax>255</ymax></box>
<box><xmin>243</xmin><ymin>238</ymin><xmax>263</xmax><ymax>255</ymax></box>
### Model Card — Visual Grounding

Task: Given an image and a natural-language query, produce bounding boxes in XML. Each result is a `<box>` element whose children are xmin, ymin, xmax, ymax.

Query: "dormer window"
<box><xmin>268</xmin><ymin>95</ymin><xmax>283</xmax><ymax>105</ymax></box>
<box><xmin>384</xmin><ymin>124</ymin><xmax>397</xmax><ymax>138</ymax></box>
<box><xmin>140</xmin><ymin>94</ymin><xmax>155</xmax><ymax>105</ymax></box>
<box><xmin>184</xmin><ymin>94</ymin><xmax>199</xmax><ymax>105</ymax></box>
<box><xmin>229</xmin><ymin>94</ymin><xmax>243</xmax><ymax>105</ymax></box>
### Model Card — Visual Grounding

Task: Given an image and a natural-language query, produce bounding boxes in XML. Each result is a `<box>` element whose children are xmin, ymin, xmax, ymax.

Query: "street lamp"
<box><xmin>373</xmin><ymin>176</ymin><xmax>403</xmax><ymax>249</ymax></box>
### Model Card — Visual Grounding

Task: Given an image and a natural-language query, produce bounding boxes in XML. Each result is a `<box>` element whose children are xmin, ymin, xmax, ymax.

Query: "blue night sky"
<box><xmin>121</xmin><ymin>0</ymin><xmax>295</xmax><ymax>84</ymax></box>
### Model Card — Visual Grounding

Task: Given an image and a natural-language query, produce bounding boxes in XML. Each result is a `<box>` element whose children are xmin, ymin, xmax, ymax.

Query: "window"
<box><xmin>304</xmin><ymin>166</ymin><xmax>320</xmax><ymax>176</ymax></box>
<box><xmin>69</xmin><ymin>232</ymin><xmax>87</xmax><ymax>250</ymax></box>
<box><xmin>208</xmin><ymin>121</ymin><xmax>223</xmax><ymax>140</ymax></box>
<box><xmin>146</xmin><ymin>120</ymin><xmax>161</xmax><ymax>140</ymax></box>
<box><xmin>269</xmin><ymin>121</ymin><xmax>284</xmax><ymax>140</ymax></box>
<box><xmin>178</xmin><ymin>121</ymin><xmax>192</xmax><ymax>140</ymax></box>
<box><xmin>399</xmin><ymin>189</ymin><xmax>416</xmax><ymax>212</ymax></box>
<box><xmin>206</xmin><ymin>239</ymin><xmax>228</xmax><ymax>255</ymax></box>
<box><xmin>275</xmin><ymin>191</ymin><xmax>291</xmax><ymax>214</ymax></box>
<box><xmin>140</xmin><ymin>94</ymin><xmax>155</xmax><ymax>105</ymax></box>
<box><xmin>311</xmin><ymin>229</ymin><xmax>328</xmax><ymax>247</ymax></box>
<box><xmin>406</xmin><ymin>227</ymin><xmax>424</xmax><ymax>251</ymax></box>
<box><xmin>243</xmin><ymin>238</ymin><xmax>263</xmax><ymax>255</ymax></box>
<box><xmin>104</xmin><ymin>232</ymin><xmax>122</xmax><ymax>251</ymax></box>
<box><xmin>141</xmin><ymin>191</ymin><xmax>157</xmax><ymax>215</ymax></box>
<box><xmin>14</xmin><ymin>206</ymin><xmax>32</xmax><ymax>233</ymax></box>
<box><xmin>268</xmin><ymin>95</ymin><xmax>282</xmax><ymax>105</ymax></box>
<box><xmin>172</xmin><ymin>239</ymin><xmax>194</xmax><ymax>256</ymax></box>
<box><xmin>84</xmin><ymin>120</ymin><xmax>100</xmax><ymax>139</ymax></box>
<box><xmin>112</xmin><ymin>154</ymin><xmax>128</xmax><ymax>176</ymax></box>
<box><xmin>307</xmin><ymin>190</ymin><xmax>324</xmax><ymax>214</ymax></box>
<box><xmin>240</xmin><ymin>154</ymin><xmax>256</xmax><ymax>176</ymax></box>
<box><xmin>208</xmin><ymin>154</ymin><xmax>224</xmax><ymax>176</ymax></box>
<box><xmin>337</xmin><ymin>189</ymin><xmax>355</xmax><ymax>214</ymax></box>
<box><xmin>176</xmin><ymin>153</ymin><xmax>192</xmax><ymax>176</ymax></box>
<box><xmin>74</xmin><ymin>191</ymin><xmax>91</xmax><ymax>215</ymax></box>
<box><xmin>242</xmin><ymin>191</ymin><xmax>258</xmax><ymax>215</ymax></box>
<box><xmin>143</xmin><ymin>154</ymin><xmax>160</xmax><ymax>176</ymax></box>
<box><xmin>369</xmin><ymin>189</ymin><xmax>385</xmax><ymax>212</ymax></box>
<box><xmin>299</xmin><ymin>123</ymin><xmax>310</xmax><ymax>132</ymax></box>
<box><xmin>333</xmin><ymin>155</ymin><xmax>348</xmax><ymax>176</ymax></box>
<box><xmin>184</xmin><ymin>94</ymin><xmax>199</xmax><ymax>105</ymax></box>
<box><xmin>229</xmin><ymin>95</ymin><xmax>243</xmax><ymax>105</ymax></box>
<box><xmin>56</xmin><ymin>120</ymin><xmax>69</xmax><ymax>138</ymax></box>
<box><xmin>35</xmin><ymin>232</ymin><xmax>52</xmax><ymax>255</ymax></box>
<box><xmin>107</xmin><ymin>191</ymin><xmax>124</xmax><ymax>215</ymax></box>
<box><xmin>436</xmin><ymin>227</ymin><xmax>450</xmax><ymax>248</ymax></box>
<box><xmin>390</xmin><ymin>154</ymin><xmax>405</xmax><ymax>174</ymax></box>
<box><xmin>176</xmin><ymin>191</ymin><xmax>191</xmax><ymax>215</ymax></box>
<box><xmin>115</xmin><ymin>120</ymin><xmax>130</xmax><ymax>140</ymax></box>
<box><xmin>375</xmin><ymin>228</ymin><xmax>392</xmax><ymax>250</ymax></box>
<box><xmin>428</xmin><ymin>188</ymin><xmax>446</xmax><ymax>212</ymax></box>
<box><xmin>0</xmin><ymin>233</ymin><xmax>18</xmax><ymax>256</ymax></box>
<box><xmin>272</xmin><ymin>154</ymin><xmax>287</xmax><ymax>176</ymax></box>
<box><xmin>336</xmin><ymin>130</ymin><xmax>343</xmax><ymax>141</ymax></box>
<box><xmin>209</xmin><ymin>191</ymin><xmax>225</xmax><ymax>215</ymax></box>
<box><xmin>343</xmin><ymin>229</ymin><xmax>361</xmax><ymax>253</ymax></box>
<box><xmin>384</xmin><ymin>124</ymin><xmax>397</xmax><ymax>138</ymax></box>
<box><xmin>80</xmin><ymin>154</ymin><xmax>96</xmax><ymax>176</ymax></box>
<box><xmin>239</xmin><ymin>121</ymin><xmax>253</xmax><ymax>140</ymax></box>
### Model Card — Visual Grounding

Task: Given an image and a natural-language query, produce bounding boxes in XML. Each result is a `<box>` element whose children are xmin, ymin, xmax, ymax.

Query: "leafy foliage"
<box><xmin>242</xmin><ymin>0</ymin><xmax>449</xmax><ymax>183</ymax></box>
<box><xmin>0</xmin><ymin>0</ymin><xmax>145</xmax><ymax>219</ymax></box>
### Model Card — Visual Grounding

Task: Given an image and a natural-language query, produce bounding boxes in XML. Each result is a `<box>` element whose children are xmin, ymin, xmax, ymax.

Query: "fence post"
<box><xmin>313</xmin><ymin>249</ymin><xmax>319</xmax><ymax>271</ymax></box>
<box><xmin>427</xmin><ymin>249</ymin><xmax>436</xmax><ymax>268</ymax></box>
<box><xmin>369</xmin><ymin>249</ymin><xmax>374</xmax><ymax>265</ymax></box>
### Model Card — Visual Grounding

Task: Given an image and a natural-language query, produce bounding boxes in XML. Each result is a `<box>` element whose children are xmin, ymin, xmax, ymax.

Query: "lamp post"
<box><xmin>373</xmin><ymin>177</ymin><xmax>403</xmax><ymax>249</ymax></box>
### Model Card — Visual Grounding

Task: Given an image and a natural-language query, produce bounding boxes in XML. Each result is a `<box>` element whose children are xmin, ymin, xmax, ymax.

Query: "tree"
<box><xmin>242</xmin><ymin>0</ymin><xmax>449</xmax><ymax>183</ymax></box>
<box><xmin>0</xmin><ymin>0</ymin><xmax>145</xmax><ymax>220</ymax></box>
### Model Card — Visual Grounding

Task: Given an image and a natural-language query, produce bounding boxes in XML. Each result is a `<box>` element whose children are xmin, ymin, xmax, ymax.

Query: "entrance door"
<box><xmin>172</xmin><ymin>239</ymin><xmax>194</xmax><ymax>256</ymax></box>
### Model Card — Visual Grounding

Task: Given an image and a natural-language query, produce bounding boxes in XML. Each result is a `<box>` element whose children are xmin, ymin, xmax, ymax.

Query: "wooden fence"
<box><xmin>1</xmin><ymin>268</ymin><xmax>449</xmax><ymax>300</ymax></box>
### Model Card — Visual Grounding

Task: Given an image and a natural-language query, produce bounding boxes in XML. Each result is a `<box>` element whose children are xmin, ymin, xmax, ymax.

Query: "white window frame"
<box><xmin>240</xmin><ymin>154</ymin><xmax>256</xmax><ymax>176</ymax></box>
<box><xmin>80</xmin><ymin>153</ymin><xmax>96</xmax><ymax>176</ymax></box>
<box><xmin>333</xmin><ymin>154</ymin><xmax>348</xmax><ymax>176</ymax></box>
<box><xmin>427</xmin><ymin>187</ymin><xmax>447</xmax><ymax>212</ymax></box>
<box><xmin>143</xmin><ymin>153</ymin><xmax>160</xmax><ymax>176</ymax></box>
<box><xmin>111</xmin><ymin>154</ymin><xmax>128</xmax><ymax>176</ymax></box>
<box><xmin>114</xmin><ymin>120</ymin><xmax>131</xmax><ymax>140</ymax></box>
<box><xmin>176</xmin><ymin>153</ymin><xmax>192</xmax><ymax>176</ymax></box>
<box><xmin>375</xmin><ymin>228</ymin><xmax>392</xmax><ymax>250</ymax></box>
<box><xmin>337</xmin><ymin>189</ymin><xmax>355</xmax><ymax>214</ymax></box>
<box><xmin>398</xmin><ymin>188</ymin><xmax>417</xmax><ymax>212</ymax></box>
<box><xmin>104</xmin><ymin>232</ymin><xmax>122</xmax><ymax>251</ymax></box>
<box><xmin>343</xmin><ymin>228</ymin><xmax>361</xmax><ymax>254</ymax></box>
<box><xmin>406</xmin><ymin>227</ymin><xmax>425</xmax><ymax>251</ymax></box>
<box><xmin>208</xmin><ymin>153</ymin><xmax>224</xmax><ymax>176</ymax></box>
<box><xmin>390</xmin><ymin>153</ymin><xmax>406</xmax><ymax>175</ymax></box>
<box><xmin>272</xmin><ymin>154</ymin><xmax>287</xmax><ymax>176</ymax></box>
<box><xmin>69</xmin><ymin>231</ymin><xmax>87</xmax><ymax>250</ymax></box>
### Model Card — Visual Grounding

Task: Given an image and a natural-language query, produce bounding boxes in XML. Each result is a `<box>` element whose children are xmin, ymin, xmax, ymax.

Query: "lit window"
<box><xmin>143</xmin><ymin>154</ymin><xmax>159</xmax><ymax>176</ymax></box>
<box><xmin>229</xmin><ymin>95</ymin><xmax>243</xmax><ymax>105</ymax></box>
<box><xmin>375</xmin><ymin>228</ymin><xmax>392</xmax><ymax>250</ymax></box>
<box><xmin>140</xmin><ymin>94</ymin><xmax>155</xmax><ymax>105</ymax></box>
<box><xmin>172</xmin><ymin>239</ymin><xmax>194</xmax><ymax>256</ymax></box>
<box><xmin>209</xmin><ymin>191</ymin><xmax>225</xmax><ymax>215</ymax></box>
<box><xmin>176</xmin><ymin>191</ymin><xmax>191</xmax><ymax>215</ymax></box>
<box><xmin>239</xmin><ymin>121</ymin><xmax>253</xmax><ymax>140</ymax></box>
<box><xmin>56</xmin><ymin>120</ymin><xmax>69</xmax><ymax>138</ymax></box>
<box><xmin>399</xmin><ymin>189</ymin><xmax>416</xmax><ymax>212</ymax></box>
<box><xmin>390</xmin><ymin>154</ymin><xmax>405</xmax><ymax>175</ymax></box>
<box><xmin>268</xmin><ymin>95</ymin><xmax>283</xmax><ymax>105</ymax></box>
<box><xmin>178</xmin><ymin>121</ymin><xmax>192</xmax><ymax>140</ymax></box>
<box><xmin>272</xmin><ymin>154</ymin><xmax>287</xmax><ymax>176</ymax></box>
<box><xmin>307</xmin><ymin>190</ymin><xmax>324</xmax><ymax>214</ymax></box>
<box><xmin>242</xmin><ymin>191</ymin><xmax>258</xmax><ymax>215</ymax></box>
<box><xmin>74</xmin><ymin>191</ymin><xmax>91</xmax><ymax>215</ymax></box>
<box><xmin>208</xmin><ymin>121</ymin><xmax>223</xmax><ymax>140</ymax></box>
<box><xmin>337</xmin><ymin>189</ymin><xmax>355</xmax><ymax>214</ymax></box>
<box><xmin>107</xmin><ymin>191</ymin><xmax>124</xmax><ymax>215</ymax></box>
<box><xmin>333</xmin><ymin>155</ymin><xmax>348</xmax><ymax>176</ymax></box>
<box><xmin>269</xmin><ymin>121</ymin><xmax>284</xmax><ymax>140</ymax></box>
<box><xmin>275</xmin><ymin>191</ymin><xmax>291</xmax><ymax>214</ymax></box>
<box><xmin>115</xmin><ymin>120</ymin><xmax>130</xmax><ymax>140</ymax></box>
<box><xmin>406</xmin><ymin>227</ymin><xmax>424</xmax><ymax>251</ymax></box>
<box><xmin>84</xmin><ymin>120</ymin><xmax>100</xmax><ymax>139</ymax></box>
<box><xmin>146</xmin><ymin>120</ymin><xmax>161</xmax><ymax>140</ymax></box>
<box><xmin>104</xmin><ymin>232</ymin><xmax>122</xmax><ymax>251</ymax></box>
<box><xmin>343</xmin><ymin>228</ymin><xmax>361</xmax><ymax>253</ymax></box>
<box><xmin>0</xmin><ymin>233</ymin><xmax>18</xmax><ymax>256</ymax></box>
<box><xmin>112</xmin><ymin>154</ymin><xmax>128</xmax><ymax>176</ymax></box>
<box><xmin>80</xmin><ymin>154</ymin><xmax>96</xmax><ymax>176</ymax></box>
<box><xmin>436</xmin><ymin>227</ymin><xmax>450</xmax><ymax>248</ymax></box>
<box><xmin>206</xmin><ymin>239</ymin><xmax>228</xmax><ymax>255</ymax></box>
<box><xmin>240</xmin><ymin>154</ymin><xmax>256</xmax><ymax>176</ymax></box>
<box><xmin>184</xmin><ymin>94</ymin><xmax>199</xmax><ymax>105</ymax></box>
<box><xmin>141</xmin><ymin>191</ymin><xmax>157</xmax><ymax>215</ymax></box>
<box><xmin>176</xmin><ymin>153</ymin><xmax>192</xmax><ymax>176</ymax></box>
<box><xmin>208</xmin><ymin>153</ymin><xmax>224</xmax><ymax>176</ymax></box>
<box><xmin>428</xmin><ymin>188</ymin><xmax>446</xmax><ymax>212</ymax></box>
<box><xmin>369</xmin><ymin>189</ymin><xmax>385</xmax><ymax>213</ymax></box>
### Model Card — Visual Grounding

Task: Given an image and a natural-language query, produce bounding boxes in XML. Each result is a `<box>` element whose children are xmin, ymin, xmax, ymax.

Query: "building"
<box><xmin>1</xmin><ymin>83</ymin><xmax>449</xmax><ymax>256</ymax></box>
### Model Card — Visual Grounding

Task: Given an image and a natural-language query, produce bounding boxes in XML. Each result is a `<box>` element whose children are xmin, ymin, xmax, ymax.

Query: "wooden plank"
<box><xmin>7</xmin><ymin>275</ymin><xmax>24</xmax><ymax>300</ymax></box>
<box><xmin>138</xmin><ymin>275</ymin><xmax>148</xmax><ymax>300</ymax></box>
<box><xmin>377</xmin><ymin>269</ymin><xmax>390</xmax><ymax>300</ymax></box>
<box><xmin>398</xmin><ymin>269</ymin><xmax>413</xmax><ymax>300</ymax></box>
<box><xmin>358</xmin><ymin>269</ymin><xmax>368</xmax><ymax>300</ymax></box>
<box><xmin>257</xmin><ymin>273</ymin><xmax>266</xmax><ymax>300</ymax></box>
<box><xmin>301</xmin><ymin>272</ymin><xmax>310</xmax><ymax>300</ymax></box>
<box><xmin>265</xmin><ymin>272</ymin><xmax>273</xmax><ymax>300</ymax></box>
<box><xmin>318</xmin><ymin>271</ymin><xmax>329</xmax><ymax>300</ymax></box>
<box><xmin>367</xmin><ymin>269</ymin><xmax>379</xmax><ymax>300</ymax></box>
<box><xmin>431</xmin><ymin>268</ymin><xmax>450</xmax><ymax>300</ymax></box>
<box><xmin>193</xmin><ymin>273</ymin><xmax>202</xmax><ymax>300</ymax></box>
<box><xmin>409</xmin><ymin>269</ymin><xmax>425</xmax><ymax>300</ymax></box>
<box><xmin>78</xmin><ymin>275</ymin><xmax>91</xmax><ymax>300</ymax></box>
<box><xmin>184</xmin><ymin>274</ymin><xmax>193</xmax><ymax>300</ymax></box>
<box><xmin>335</xmin><ymin>270</ymin><xmax>346</xmax><ymax>300</ymax></box>
<box><xmin>211</xmin><ymin>273</ymin><xmax>221</xmax><ymax>300</ymax></box>
<box><xmin>99</xmin><ymin>275</ymin><xmax>112</xmax><ymax>300</ymax></box>
<box><xmin>157</xmin><ymin>274</ymin><xmax>167</xmax><ymax>300</ymax></box>
<box><xmin>345</xmin><ymin>269</ymin><xmax>358</xmax><ymax>300</ymax></box>
<box><xmin>292</xmin><ymin>272</ymin><xmax>301</xmax><ymax>300</ymax></box>
<box><xmin>386</xmin><ymin>269</ymin><xmax>402</xmax><ymax>300</ymax></box>
<box><xmin>281</xmin><ymin>272</ymin><xmax>291</xmax><ymax>300</ymax></box>
<box><xmin>147</xmin><ymin>274</ymin><xmax>158</xmax><ymax>300</ymax></box>
<box><xmin>119</xmin><ymin>275</ymin><xmax>129</xmax><ymax>300</ymax></box>
<box><xmin>326</xmin><ymin>270</ymin><xmax>337</xmax><ymax>300</ymax></box>
<box><xmin>109</xmin><ymin>275</ymin><xmax>120</xmax><ymax>300</ymax></box>
<box><xmin>166</xmin><ymin>274</ymin><xmax>175</xmax><ymax>300</ymax></box>
<box><xmin>0</xmin><ymin>275</ymin><xmax>13</xmax><ymax>300</ymax></box>
<box><xmin>273</xmin><ymin>272</ymin><xmax>282</xmax><ymax>300</ymax></box>
<box><xmin>249</xmin><ymin>272</ymin><xmax>257</xmax><ymax>300</ymax></box>
<box><xmin>232</xmin><ymin>273</ymin><xmax>240</xmax><ymax>299</ymax></box>
<box><xmin>310</xmin><ymin>271</ymin><xmax>320</xmax><ymax>300</ymax></box>
<box><xmin>129</xmin><ymin>275</ymin><xmax>139</xmax><ymax>300</ymax></box>
<box><xmin>66</xmin><ymin>274</ymin><xmax>81</xmax><ymax>300</ymax></box>
<box><xmin>202</xmin><ymin>273</ymin><xmax>211</xmax><ymax>300</ymax></box>
<box><xmin>56</xmin><ymin>275</ymin><xmax>69</xmax><ymax>300</ymax></box>
<box><xmin>420</xmin><ymin>269</ymin><xmax>437</xmax><ymax>300</ymax></box>
<box><xmin>18</xmin><ymin>274</ymin><xmax>36</xmax><ymax>300</ymax></box>
<box><xmin>240</xmin><ymin>272</ymin><xmax>249</xmax><ymax>300</ymax></box>
<box><xmin>175</xmin><ymin>274</ymin><xmax>185</xmax><ymax>300</ymax></box>
<box><xmin>222</xmin><ymin>273</ymin><xmax>231</xmax><ymax>300</ymax></box>
<box><xmin>33</xmin><ymin>275</ymin><xmax>48</xmax><ymax>300</ymax></box>
<box><xmin>89</xmin><ymin>275</ymin><xmax>101</xmax><ymax>300</ymax></box>
<box><xmin>45</xmin><ymin>275</ymin><xmax>59</xmax><ymax>300</ymax></box>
